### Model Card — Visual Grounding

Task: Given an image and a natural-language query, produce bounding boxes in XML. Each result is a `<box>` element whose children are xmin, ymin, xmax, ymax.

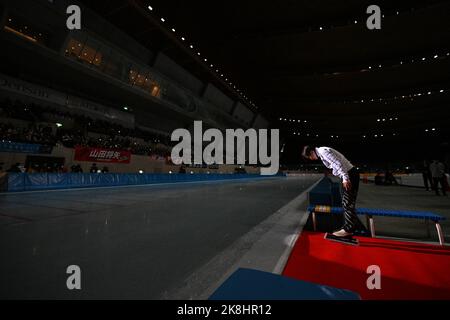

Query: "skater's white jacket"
<box><xmin>315</xmin><ymin>147</ymin><xmax>354</xmax><ymax>182</ymax></box>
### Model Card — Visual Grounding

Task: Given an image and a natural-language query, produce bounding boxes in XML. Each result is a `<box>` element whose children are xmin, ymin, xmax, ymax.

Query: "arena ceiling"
<box><xmin>79</xmin><ymin>0</ymin><xmax>450</xmax><ymax>163</ymax></box>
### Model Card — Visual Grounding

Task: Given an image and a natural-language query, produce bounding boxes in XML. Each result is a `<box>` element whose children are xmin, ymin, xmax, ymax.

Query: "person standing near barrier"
<box><xmin>430</xmin><ymin>160</ymin><xmax>447</xmax><ymax>196</ymax></box>
<box><xmin>302</xmin><ymin>146</ymin><xmax>360</xmax><ymax>238</ymax></box>
<box><xmin>421</xmin><ymin>160</ymin><xmax>433</xmax><ymax>191</ymax></box>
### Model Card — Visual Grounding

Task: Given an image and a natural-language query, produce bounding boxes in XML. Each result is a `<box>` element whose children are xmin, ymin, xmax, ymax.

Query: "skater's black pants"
<box><xmin>432</xmin><ymin>177</ymin><xmax>447</xmax><ymax>195</ymax></box>
<box><xmin>422</xmin><ymin>173</ymin><xmax>432</xmax><ymax>191</ymax></box>
<box><xmin>342</xmin><ymin>167</ymin><xmax>360</xmax><ymax>232</ymax></box>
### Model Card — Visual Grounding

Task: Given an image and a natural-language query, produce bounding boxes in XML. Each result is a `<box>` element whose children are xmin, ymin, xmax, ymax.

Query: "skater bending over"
<box><xmin>302</xmin><ymin>146</ymin><xmax>360</xmax><ymax>238</ymax></box>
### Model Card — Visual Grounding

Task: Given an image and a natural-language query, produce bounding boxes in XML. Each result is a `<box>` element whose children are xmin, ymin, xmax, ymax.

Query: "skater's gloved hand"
<box><xmin>343</xmin><ymin>180</ymin><xmax>352</xmax><ymax>191</ymax></box>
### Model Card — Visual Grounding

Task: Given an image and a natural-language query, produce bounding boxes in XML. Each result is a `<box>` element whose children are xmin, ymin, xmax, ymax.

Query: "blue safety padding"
<box><xmin>307</xmin><ymin>205</ymin><xmax>445</xmax><ymax>221</ymax></box>
<box><xmin>209</xmin><ymin>268</ymin><xmax>360</xmax><ymax>300</ymax></box>
<box><xmin>6</xmin><ymin>173</ymin><xmax>286</xmax><ymax>192</ymax></box>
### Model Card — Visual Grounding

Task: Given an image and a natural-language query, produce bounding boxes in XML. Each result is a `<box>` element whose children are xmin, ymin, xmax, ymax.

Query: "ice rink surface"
<box><xmin>0</xmin><ymin>176</ymin><xmax>317</xmax><ymax>299</ymax></box>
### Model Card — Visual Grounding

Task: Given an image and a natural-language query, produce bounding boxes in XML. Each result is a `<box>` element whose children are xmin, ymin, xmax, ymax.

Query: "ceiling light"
<box><xmin>440</xmin><ymin>89</ymin><xmax>444</xmax><ymax>93</ymax></box>
<box><xmin>147</xmin><ymin>5</ymin><xmax>153</xmax><ymax>11</ymax></box>
<box><xmin>161</xmin><ymin>18</ymin><xmax>165</xmax><ymax>22</ymax></box>
<box><xmin>190</xmin><ymin>45</ymin><xmax>194</xmax><ymax>48</ymax></box>
<box><xmin>171</xmin><ymin>28</ymin><xmax>176</xmax><ymax>32</ymax></box>
<box><xmin>434</xmin><ymin>55</ymin><xmax>439</xmax><ymax>58</ymax></box>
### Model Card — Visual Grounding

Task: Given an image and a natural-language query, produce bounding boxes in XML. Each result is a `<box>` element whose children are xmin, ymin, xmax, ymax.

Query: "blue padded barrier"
<box><xmin>209</xmin><ymin>268</ymin><xmax>360</xmax><ymax>300</ymax></box>
<box><xmin>6</xmin><ymin>173</ymin><xmax>286</xmax><ymax>192</ymax></box>
<box><xmin>307</xmin><ymin>205</ymin><xmax>445</xmax><ymax>221</ymax></box>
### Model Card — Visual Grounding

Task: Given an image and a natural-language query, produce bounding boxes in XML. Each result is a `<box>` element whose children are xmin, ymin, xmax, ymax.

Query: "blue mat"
<box><xmin>209</xmin><ymin>268</ymin><xmax>360</xmax><ymax>300</ymax></box>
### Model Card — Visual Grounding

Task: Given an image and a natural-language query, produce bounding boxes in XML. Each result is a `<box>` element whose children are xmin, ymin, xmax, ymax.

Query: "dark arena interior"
<box><xmin>0</xmin><ymin>0</ymin><xmax>450</xmax><ymax>309</ymax></box>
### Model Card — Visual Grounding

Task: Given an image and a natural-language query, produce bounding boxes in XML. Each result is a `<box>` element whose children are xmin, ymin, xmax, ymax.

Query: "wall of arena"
<box><xmin>0</xmin><ymin>145</ymin><xmax>261</xmax><ymax>175</ymax></box>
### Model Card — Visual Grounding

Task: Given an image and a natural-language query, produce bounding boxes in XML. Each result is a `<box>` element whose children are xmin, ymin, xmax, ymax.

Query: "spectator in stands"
<box><xmin>90</xmin><ymin>163</ymin><xmax>98</xmax><ymax>173</ymax></box>
<box><xmin>101</xmin><ymin>166</ymin><xmax>109</xmax><ymax>173</ymax></box>
<box><xmin>178</xmin><ymin>165</ymin><xmax>186</xmax><ymax>174</ymax></box>
<box><xmin>0</xmin><ymin>162</ymin><xmax>3</xmax><ymax>172</ymax></box>
<box><xmin>1</xmin><ymin>98</ymin><xmax>173</xmax><ymax>157</ymax></box>
<box><xmin>70</xmin><ymin>164</ymin><xmax>83</xmax><ymax>173</ymax></box>
<box><xmin>430</xmin><ymin>160</ymin><xmax>447</xmax><ymax>196</ymax></box>
<box><xmin>27</xmin><ymin>164</ymin><xmax>40</xmax><ymax>173</ymax></box>
<box><xmin>6</xmin><ymin>163</ymin><xmax>22</xmax><ymax>173</ymax></box>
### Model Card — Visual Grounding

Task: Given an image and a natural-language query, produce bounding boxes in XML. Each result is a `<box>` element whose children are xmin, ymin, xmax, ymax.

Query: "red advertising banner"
<box><xmin>74</xmin><ymin>147</ymin><xmax>131</xmax><ymax>163</ymax></box>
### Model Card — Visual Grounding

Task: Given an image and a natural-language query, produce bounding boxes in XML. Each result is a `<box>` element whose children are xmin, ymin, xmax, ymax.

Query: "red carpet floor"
<box><xmin>283</xmin><ymin>231</ymin><xmax>450</xmax><ymax>299</ymax></box>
